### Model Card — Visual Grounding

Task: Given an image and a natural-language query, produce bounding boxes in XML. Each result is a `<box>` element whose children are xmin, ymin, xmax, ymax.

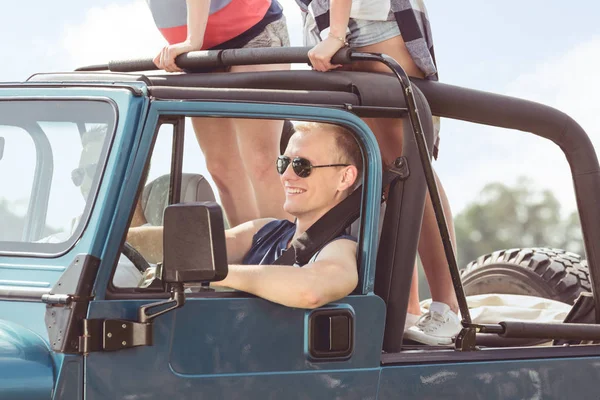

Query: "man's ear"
<box><xmin>338</xmin><ymin>165</ymin><xmax>359</xmax><ymax>191</ymax></box>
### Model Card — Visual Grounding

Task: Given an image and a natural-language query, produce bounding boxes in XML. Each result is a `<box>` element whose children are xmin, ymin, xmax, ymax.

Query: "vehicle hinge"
<box><xmin>79</xmin><ymin>318</ymin><xmax>153</xmax><ymax>354</ymax></box>
<box><xmin>77</xmin><ymin>284</ymin><xmax>184</xmax><ymax>354</ymax></box>
<box><xmin>42</xmin><ymin>293</ymin><xmax>73</xmax><ymax>305</ymax></box>
<box><xmin>42</xmin><ymin>293</ymin><xmax>94</xmax><ymax>305</ymax></box>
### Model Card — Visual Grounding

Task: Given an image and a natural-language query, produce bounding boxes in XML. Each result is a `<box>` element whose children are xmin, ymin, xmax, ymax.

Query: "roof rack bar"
<box><xmin>75</xmin><ymin>46</ymin><xmax>354</xmax><ymax>73</ymax></box>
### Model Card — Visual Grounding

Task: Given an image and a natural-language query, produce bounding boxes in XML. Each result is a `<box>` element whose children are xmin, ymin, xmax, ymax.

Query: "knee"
<box><xmin>243</xmin><ymin>148</ymin><xmax>278</xmax><ymax>182</ymax></box>
<box><xmin>204</xmin><ymin>155</ymin><xmax>241</xmax><ymax>189</ymax></box>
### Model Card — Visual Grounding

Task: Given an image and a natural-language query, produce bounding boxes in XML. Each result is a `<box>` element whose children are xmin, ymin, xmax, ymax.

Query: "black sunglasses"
<box><xmin>71</xmin><ymin>164</ymin><xmax>97</xmax><ymax>187</ymax></box>
<box><xmin>276</xmin><ymin>155</ymin><xmax>349</xmax><ymax>178</ymax></box>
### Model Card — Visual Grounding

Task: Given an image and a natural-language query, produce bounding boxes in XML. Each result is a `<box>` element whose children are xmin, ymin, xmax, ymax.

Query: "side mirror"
<box><xmin>0</xmin><ymin>137</ymin><xmax>4</xmax><ymax>161</ymax></box>
<box><xmin>162</xmin><ymin>202</ymin><xmax>228</xmax><ymax>283</ymax></box>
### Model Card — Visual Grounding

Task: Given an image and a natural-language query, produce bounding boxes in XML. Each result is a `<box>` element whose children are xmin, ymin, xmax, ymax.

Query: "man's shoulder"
<box><xmin>312</xmin><ymin>237</ymin><xmax>357</xmax><ymax>263</ymax></box>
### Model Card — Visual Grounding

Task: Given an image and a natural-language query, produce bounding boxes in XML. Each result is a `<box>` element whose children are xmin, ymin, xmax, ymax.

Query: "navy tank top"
<box><xmin>242</xmin><ymin>219</ymin><xmax>356</xmax><ymax>266</ymax></box>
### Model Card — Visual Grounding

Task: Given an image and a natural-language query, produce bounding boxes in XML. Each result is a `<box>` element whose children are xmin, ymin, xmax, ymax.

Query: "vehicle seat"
<box><xmin>141</xmin><ymin>173</ymin><xmax>216</xmax><ymax>226</ymax></box>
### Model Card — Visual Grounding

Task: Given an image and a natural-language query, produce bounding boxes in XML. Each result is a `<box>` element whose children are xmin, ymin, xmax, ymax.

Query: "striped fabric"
<box><xmin>296</xmin><ymin>0</ymin><xmax>438</xmax><ymax>81</ymax></box>
<box><xmin>147</xmin><ymin>0</ymin><xmax>272</xmax><ymax>49</ymax></box>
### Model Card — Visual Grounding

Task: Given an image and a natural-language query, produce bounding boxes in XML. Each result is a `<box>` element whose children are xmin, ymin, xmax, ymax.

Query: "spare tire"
<box><xmin>461</xmin><ymin>248</ymin><xmax>591</xmax><ymax>305</ymax></box>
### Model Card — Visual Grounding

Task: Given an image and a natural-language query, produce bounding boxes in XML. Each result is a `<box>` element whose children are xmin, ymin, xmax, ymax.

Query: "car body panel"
<box><xmin>0</xmin><ymin>319</ymin><xmax>54</xmax><ymax>400</ymax></box>
<box><xmin>379</xmin><ymin>356</ymin><xmax>600</xmax><ymax>399</ymax></box>
<box><xmin>85</xmin><ymin>295</ymin><xmax>386</xmax><ymax>399</ymax></box>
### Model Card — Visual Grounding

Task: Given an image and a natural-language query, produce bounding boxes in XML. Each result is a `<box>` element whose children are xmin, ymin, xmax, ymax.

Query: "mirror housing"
<box><xmin>163</xmin><ymin>202</ymin><xmax>228</xmax><ymax>284</ymax></box>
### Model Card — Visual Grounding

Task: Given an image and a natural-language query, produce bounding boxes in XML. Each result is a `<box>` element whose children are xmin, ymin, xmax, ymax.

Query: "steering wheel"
<box><xmin>122</xmin><ymin>242</ymin><xmax>152</xmax><ymax>273</ymax></box>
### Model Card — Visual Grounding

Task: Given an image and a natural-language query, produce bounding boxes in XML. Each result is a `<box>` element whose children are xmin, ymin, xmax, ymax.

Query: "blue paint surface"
<box><xmin>85</xmin><ymin>295</ymin><xmax>385</xmax><ymax>399</ymax></box>
<box><xmin>0</xmin><ymin>319</ymin><xmax>54</xmax><ymax>400</ymax></box>
<box><xmin>379</xmin><ymin>356</ymin><xmax>600</xmax><ymax>399</ymax></box>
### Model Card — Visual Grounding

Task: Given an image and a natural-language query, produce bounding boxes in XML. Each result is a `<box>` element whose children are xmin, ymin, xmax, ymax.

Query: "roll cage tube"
<box><xmin>81</xmin><ymin>46</ymin><xmax>600</xmax><ymax>324</ymax></box>
<box><xmin>413</xmin><ymin>79</ymin><xmax>600</xmax><ymax>324</ymax></box>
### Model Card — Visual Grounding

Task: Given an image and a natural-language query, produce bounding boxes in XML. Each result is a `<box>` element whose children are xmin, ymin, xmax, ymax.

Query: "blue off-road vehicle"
<box><xmin>1</xmin><ymin>47</ymin><xmax>600</xmax><ymax>399</ymax></box>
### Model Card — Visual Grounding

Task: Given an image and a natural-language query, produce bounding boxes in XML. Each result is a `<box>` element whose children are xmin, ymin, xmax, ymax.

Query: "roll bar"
<box><xmin>411</xmin><ymin>78</ymin><xmax>600</xmax><ymax>324</ymax></box>
<box><xmin>75</xmin><ymin>47</ymin><xmax>353</xmax><ymax>72</ymax></box>
<box><xmin>77</xmin><ymin>46</ymin><xmax>600</xmax><ymax>342</ymax></box>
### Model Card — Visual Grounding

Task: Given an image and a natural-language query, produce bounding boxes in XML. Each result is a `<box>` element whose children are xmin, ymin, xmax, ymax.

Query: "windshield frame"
<box><xmin>0</xmin><ymin>96</ymin><xmax>118</xmax><ymax>257</ymax></box>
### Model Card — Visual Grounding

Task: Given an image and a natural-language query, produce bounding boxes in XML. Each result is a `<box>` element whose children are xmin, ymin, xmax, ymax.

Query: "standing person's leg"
<box><xmin>233</xmin><ymin>115</ymin><xmax>290</xmax><ymax>220</ymax></box>
<box><xmin>419</xmin><ymin>170</ymin><xmax>458</xmax><ymax>308</ymax></box>
<box><xmin>192</xmin><ymin>117</ymin><xmax>260</xmax><ymax>226</ymax></box>
<box><xmin>229</xmin><ymin>17</ymin><xmax>292</xmax><ymax>220</ymax></box>
<box><xmin>354</xmin><ymin>35</ymin><xmax>459</xmax><ymax>342</ymax></box>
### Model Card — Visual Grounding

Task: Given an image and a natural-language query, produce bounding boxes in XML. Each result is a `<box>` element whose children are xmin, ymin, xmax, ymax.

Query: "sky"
<box><xmin>1</xmin><ymin>0</ymin><xmax>599</xmax><ymax>227</ymax></box>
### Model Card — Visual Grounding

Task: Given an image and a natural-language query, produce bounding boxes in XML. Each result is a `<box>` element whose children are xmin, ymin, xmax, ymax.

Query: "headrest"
<box><xmin>141</xmin><ymin>173</ymin><xmax>216</xmax><ymax>226</ymax></box>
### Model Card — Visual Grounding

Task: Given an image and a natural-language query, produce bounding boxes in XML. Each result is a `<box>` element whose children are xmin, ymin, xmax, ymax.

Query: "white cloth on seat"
<box><xmin>420</xmin><ymin>294</ymin><xmax>572</xmax><ymax>324</ymax></box>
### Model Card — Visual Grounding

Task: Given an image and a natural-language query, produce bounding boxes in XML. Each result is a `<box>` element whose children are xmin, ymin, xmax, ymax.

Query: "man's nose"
<box><xmin>281</xmin><ymin>162</ymin><xmax>297</xmax><ymax>181</ymax></box>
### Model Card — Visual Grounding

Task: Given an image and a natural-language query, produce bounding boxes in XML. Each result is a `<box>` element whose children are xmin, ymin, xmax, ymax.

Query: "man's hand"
<box><xmin>153</xmin><ymin>40</ymin><xmax>201</xmax><ymax>72</ymax></box>
<box><xmin>308</xmin><ymin>36</ymin><xmax>346</xmax><ymax>72</ymax></box>
<box><xmin>153</xmin><ymin>0</ymin><xmax>211</xmax><ymax>72</ymax></box>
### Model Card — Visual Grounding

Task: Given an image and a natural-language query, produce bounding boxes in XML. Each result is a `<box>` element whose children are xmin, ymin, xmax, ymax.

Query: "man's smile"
<box><xmin>285</xmin><ymin>186</ymin><xmax>306</xmax><ymax>195</ymax></box>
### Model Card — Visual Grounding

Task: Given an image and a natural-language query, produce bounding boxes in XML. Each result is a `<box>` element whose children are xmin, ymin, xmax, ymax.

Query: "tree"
<box><xmin>454</xmin><ymin>177</ymin><xmax>584</xmax><ymax>268</ymax></box>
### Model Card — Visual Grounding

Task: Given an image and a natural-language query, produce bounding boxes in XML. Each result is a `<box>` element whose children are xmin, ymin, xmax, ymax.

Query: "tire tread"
<box><xmin>461</xmin><ymin>248</ymin><xmax>590</xmax><ymax>304</ymax></box>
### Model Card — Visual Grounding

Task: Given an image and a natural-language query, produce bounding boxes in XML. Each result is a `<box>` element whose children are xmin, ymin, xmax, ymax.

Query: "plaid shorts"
<box><xmin>243</xmin><ymin>16</ymin><xmax>290</xmax><ymax>48</ymax></box>
<box><xmin>188</xmin><ymin>17</ymin><xmax>290</xmax><ymax>73</ymax></box>
<box><xmin>346</xmin><ymin>17</ymin><xmax>401</xmax><ymax>48</ymax></box>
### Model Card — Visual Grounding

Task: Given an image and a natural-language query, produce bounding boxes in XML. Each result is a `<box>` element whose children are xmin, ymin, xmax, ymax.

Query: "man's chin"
<box><xmin>283</xmin><ymin>202</ymin><xmax>303</xmax><ymax>217</ymax></box>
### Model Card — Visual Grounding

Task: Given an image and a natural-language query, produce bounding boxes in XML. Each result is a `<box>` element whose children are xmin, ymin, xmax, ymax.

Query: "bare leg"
<box><xmin>418</xmin><ymin>171</ymin><xmax>459</xmax><ymax>312</ymax></box>
<box><xmin>191</xmin><ymin>117</ymin><xmax>260</xmax><ymax>226</ymax></box>
<box><xmin>355</xmin><ymin>36</ymin><xmax>458</xmax><ymax>313</ymax></box>
<box><xmin>407</xmin><ymin>264</ymin><xmax>421</xmax><ymax>315</ymax></box>
<box><xmin>230</xmin><ymin>64</ymin><xmax>291</xmax><ymax>220</ymax></box>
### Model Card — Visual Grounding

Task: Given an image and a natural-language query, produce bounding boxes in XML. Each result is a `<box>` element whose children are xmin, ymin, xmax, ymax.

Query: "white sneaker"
<box><xmin>403</xmin><ymin>302</ymin><xmax>462</xmax><ymax>345</ymax></box>
<box><xmin>405</xmin><ymin>313</ymin><xmax>421</xmax><ymax>331</ymax></box>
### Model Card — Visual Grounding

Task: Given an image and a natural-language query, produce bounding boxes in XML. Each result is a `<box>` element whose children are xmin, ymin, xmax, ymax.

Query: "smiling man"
<box><xmin>214</xmin><ymin>122</ymin><xmax>362</xmax><ymax>308</ymax></box>
<box><xmin>128</xmin><ymin>121</ymin><xmax>362</xmax><ymax>308</ymax></box>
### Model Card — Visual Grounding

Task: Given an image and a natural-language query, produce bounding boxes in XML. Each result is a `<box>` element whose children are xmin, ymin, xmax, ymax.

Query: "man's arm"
<box><xmin>212</xmin><ymin>239</ymin><xmax>359</xmax><ymax>309</ymax></box>
<box><xmin>125</xmin><ymin>218</ymin><xmax>274</xmax><ymax>265</ymax></box>
<box><xmin>126</xmin><ymin>226</ymin><xmax>163</xmax><ymax>264</ymax></box>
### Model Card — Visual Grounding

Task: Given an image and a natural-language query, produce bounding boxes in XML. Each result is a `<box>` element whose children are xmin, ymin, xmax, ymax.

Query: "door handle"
<box><xmin>308</xmin><ymin>308</ymin><xmax>354</xmax><ymax>360</ymax></box>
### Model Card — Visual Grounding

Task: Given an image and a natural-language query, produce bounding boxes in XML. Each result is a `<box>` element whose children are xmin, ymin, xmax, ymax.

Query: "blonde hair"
<box><xmin>293</xmin><ymin>122</ymin><xmax>363</xmax><ymax>175</ymax></box>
